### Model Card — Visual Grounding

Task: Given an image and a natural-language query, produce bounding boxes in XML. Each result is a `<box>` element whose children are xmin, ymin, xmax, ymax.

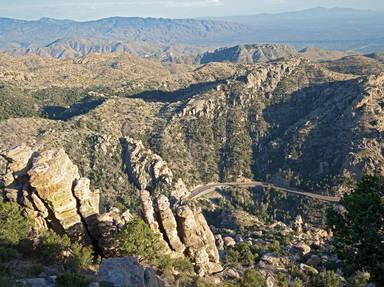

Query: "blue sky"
<box><xmin>0</xmin><ymin>0</ymin><xmax>383</xmax><ymax>20</ymax></box>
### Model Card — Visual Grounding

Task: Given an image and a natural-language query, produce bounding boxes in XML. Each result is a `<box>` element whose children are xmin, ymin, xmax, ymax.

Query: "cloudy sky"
<box><xmin>1</xmin><ymin>0</ymin><xmax>383</xmax><ymax>20</ymax></box>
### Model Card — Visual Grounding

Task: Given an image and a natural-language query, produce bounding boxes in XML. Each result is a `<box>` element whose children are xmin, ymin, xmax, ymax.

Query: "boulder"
<box><xmin>215</xmin><ymin>234</ymin><xmax>224</xmax><ymax>250</ymax></box>
<box><xmin>97</xmin><ymin>257</ymin><xmax>165</xmax><ymax>287</ymax></box>
<box><xmin>17</xmin><ymin>276</ymin><xmax>56</xmax><ymax>287</ymax></box>
<box><xmin>223</xmin><ymin>236</ymin><xmax>236</xmax><ymax>248</ymax></box>
<box><xmin>0</xmin><ymin>145</ymin><xmax>121</xmax><ymax>250</ymax></box>
<box><xmin>259</xmin><ymin>253</ymin><xmax>282</xmax><ymax>268</ymax></box>
<box><xmin>122</xmin><ymin>137</ymin><xmax>189</xmax><ymax>200</ymax></box>
<box><xmin>300</xmin><ymin>263</ymin><xmax>319</xmax><ymax>275</ymax></box>
<box><xmin>293</xmin><ymin>215</ymin><xmax>303</xmax><ymax>233</ymax></box>
<box><xmin>292</xmin><ymin>242</ymin><xmax>311</xmax><ymax>256</ymax></box>
<box><xmin>306</xmin><ymin>254</ymin><xmax>321</xmax><ymax>267</ymax></box>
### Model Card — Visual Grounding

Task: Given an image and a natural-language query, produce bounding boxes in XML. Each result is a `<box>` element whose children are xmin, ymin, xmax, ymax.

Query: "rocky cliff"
<box><xmin>0</xmin><ymin>144</ymin><xmax>129</xmax><ymax>253</ymax></box>
<box><xmin>1</xmin><ymin>141</ymin><xmax>222</xmax><ymax>275</ymax></box>
<box><xmin>122</xmin><ymin>137</ymin><xmax>221</xmax><ymax>275</ymax></box>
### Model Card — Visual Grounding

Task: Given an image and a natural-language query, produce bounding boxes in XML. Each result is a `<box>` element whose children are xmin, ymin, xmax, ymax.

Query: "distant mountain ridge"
<box><xmin>205</xmin><ymin>7</ymin><xmax>384</xmax><ymax>52</ymax></box>
<box><xmin>0</xmin><ymin>7</ymin><xmax>383</xmax><ymax>61</ymax></box>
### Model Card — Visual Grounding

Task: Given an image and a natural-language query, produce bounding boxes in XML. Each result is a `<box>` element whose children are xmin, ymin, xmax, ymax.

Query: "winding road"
<box><xmin>189</xmin><ymin>181</ymin><xmax>341</xmax><ymax>203</ymax></box>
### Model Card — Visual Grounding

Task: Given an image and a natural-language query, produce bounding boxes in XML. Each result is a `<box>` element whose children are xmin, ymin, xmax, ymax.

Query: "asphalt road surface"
<box><xmin>189</xmin><ymin>181</ymin><xmax>341</xmax><ymax>202</ymax></box>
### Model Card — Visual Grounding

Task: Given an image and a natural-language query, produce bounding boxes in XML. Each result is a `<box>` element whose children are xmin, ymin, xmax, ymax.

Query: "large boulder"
<box><xmin>97</xmin><ymin>257</ymin><xmax>165</xmax><ymax>287</ymax></box>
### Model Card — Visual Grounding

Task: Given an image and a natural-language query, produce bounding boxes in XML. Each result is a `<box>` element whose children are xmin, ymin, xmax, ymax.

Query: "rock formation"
<box><xmin>122</xmin><ymin>137</ymin><xmax>222</xmax><ymax>275</ymax></box>
<box><xmin>0</xmin><ymin>144</ymin><xmax>128</xmax><ymax>253</ymax></box>
<box><xmin>1</xmin><ymin>141</ymin><xmax>222</xmax><ymax>275</ymax></box>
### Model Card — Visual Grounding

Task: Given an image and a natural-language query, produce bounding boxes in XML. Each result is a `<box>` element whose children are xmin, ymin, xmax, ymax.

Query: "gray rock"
<box><xmin>18</xmin><ymin>278</ymin><xmax>55</xmax><ymax>287</ymax></box>
<box><xmin>144</xmin><ymin>268</ymin><xmax>165</xmax><ymax>287</ymax></box>
<box><xmin>306</xmin><ymin>254</ymin><xmax>321</xmax><ymax>267</ymax></box>
<box><xmin>300</xmin><ymin>263</ymin><xmax>319</xmax><ymax>275</ymax></box>
<box><xmin>97</xmin><ymin>257</ymin><xmax>165</xmax><ymax>287</ymax></box>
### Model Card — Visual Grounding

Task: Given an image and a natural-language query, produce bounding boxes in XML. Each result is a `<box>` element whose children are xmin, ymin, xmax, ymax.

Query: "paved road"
<box><xmin>189</xmin><ymin>181</ymin><xmax>341</xmax><ymax>202</ymax></box>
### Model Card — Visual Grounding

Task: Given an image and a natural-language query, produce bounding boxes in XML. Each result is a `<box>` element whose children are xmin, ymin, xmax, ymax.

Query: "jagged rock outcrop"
<box><xmin>0</xmin><ymin>144</ymin><xmax>127</xmax><ymax>252</ymax></box>
<box><xmin>157</xmin><ymin>195</ymin><xmax>185</xmax><ymax>253</ymax></box>
<box><xmin>27</xmin><ymin>149</ymin><xmax>90</xmax><ymax>234</ymax></box>
<box><xmin>123</xmin><ymin>137</ymin><xmax>221</xmax><ymax>275</ymax></box>
<box><xmin>122</xmin><ymin>137</ymin><xmax>189</xmax><ymax>200</ymax></box>
<box><xmin>140</xmin><ymin>190</ymin><xmax>161</xmax><ymax>234</ymax></box>
<box><xmin>176</xmin><ymin>203</ymin><xmax>221</xmax><ymax>275</ymax></box>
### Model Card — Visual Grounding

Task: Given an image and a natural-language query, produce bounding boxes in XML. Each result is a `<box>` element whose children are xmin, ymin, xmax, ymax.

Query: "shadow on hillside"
<box><xmin>252</xmin><ymin>78</ymin><xmax>362</xmax><ymax>190</ymax></box>
<box><xmin>130</xmin><ymin>79</ymin><xmax>227</xmax><ymax>103</ymax></box>
<box><xmin>42</xmin><ymin>97</ymin><xmax>106</xmax><ymax>121</ymax></box>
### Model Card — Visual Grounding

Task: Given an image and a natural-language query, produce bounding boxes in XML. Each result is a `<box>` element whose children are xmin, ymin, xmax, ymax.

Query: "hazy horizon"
<box><xmin>1</xmin><ymin>0</ymin><xmax>383</xmax><ymax>21</ymax></box>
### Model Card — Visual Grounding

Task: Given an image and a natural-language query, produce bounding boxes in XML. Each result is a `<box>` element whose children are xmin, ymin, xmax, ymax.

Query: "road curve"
<box><xmin>188</xmin><ymin>181</ymin><xmax>341</xmax><ymax>203</ymax></box>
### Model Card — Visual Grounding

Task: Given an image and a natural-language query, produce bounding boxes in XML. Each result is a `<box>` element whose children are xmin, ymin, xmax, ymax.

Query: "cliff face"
<box><xmin>0</xmin><ymin>144</ymin><xmax>128</xmax><ymax>254</ymax></box>
<box><xmin>123</xmin><ymin>137</ymin><xmax>221</xmax><ymax>275</ymax></box>
<box><xmin>1</xmin><ymin>141</ymin><xmax>222</xmax><ymax>275</ymax></box>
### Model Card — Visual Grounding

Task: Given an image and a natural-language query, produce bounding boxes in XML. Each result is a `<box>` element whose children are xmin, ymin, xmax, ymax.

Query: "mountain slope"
<box><xmin>0</xmin><ymin>17</ymin><xmax>250</xmax><ymax>50</ymax></box>
<box><xmin>0</xmin><ymin>53</ymin><xmax>382</xmax><ymax>196</ymax></box>
<box><xmin>200</xmin><ymin>44</ymin><xmax>298</xmax><ymax>64</ymax></box>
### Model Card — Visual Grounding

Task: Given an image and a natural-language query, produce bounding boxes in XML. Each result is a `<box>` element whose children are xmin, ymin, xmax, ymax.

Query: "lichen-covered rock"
<box><xmin>223</xmin><ymin>236</ymin><xmax>236</xmax><ymax>248</ymax></box>
<box><xmin>73</xmin><ymin>178</ymin><xmax>100</xmax><ymax>221</ymax></box>
<box><xmin>140</xmin><ymin>190</ymin><xmax>160</xmax><ymax>233</ymax></box>
<box><xmin>293</xmin><ymin>214</ymin><xmax>303</xmax><ymax>234</ymax></box>
<box><xmin>157</xmin><ymin>195</ymin><xmax>185</xmax><ymax>253</ymax></box>
<box><xmin>292</xmin><ymin>242</ymin><xmax>311</xmax><ymax>256</ymax></box>
<box><xmin>0</xmin><ymin>144</ymin><xmax>34</xmax><ymax>185</ymax></box>
<box><xmin>90</xmin><ymin>209</ymin><xmax>130</xmax><ymax>256</ymax></box>
<box><xmin>123</xmin><ymin>138</ymin><xmax>221</xmax><ymax>274</ymax></box>
<box><xmin>1</xmin><ymin>145</ymin><xmax>104</xmax><ymax>244</ymax></box>
<box><xmin>176</xmin><ymin>203</ymin><xmax>221</xmax><ymax>274</ymax></box>
<box><xmin>28</xmin><ymin>149</ymin><xmax>84</xmax><ymax>232</ymax></box>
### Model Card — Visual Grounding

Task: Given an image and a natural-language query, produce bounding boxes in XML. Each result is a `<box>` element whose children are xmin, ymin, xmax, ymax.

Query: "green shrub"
<box><xmin>36</xmin><ymin>231</ymin><xmax>71</xmax><ymax>264</ymax></box>
<box><xmin>327</xmin><ymin>175</ymin><xmax>384</xmax><ymax>284</ymax></box>
<box><xmin>0</xmin><ymin>201</ymin><xmax>32</xmax><ymax>246</ymax></box>
<box><xmin>65</xmin><ymin>243</ymin><xmax>94</xmax><ymax>271</ymax></box>
<box><xmin>277</xmin><ymin>272</ymin><xmax>288</xmax><ymax>287</ymax></box>
<box><xmin>310</xmin><ymin>270</ymin><xmax>342</xmax><ymax>287</ymax></box>
<box><xmin>196</xmin><ymin>278</ymin><xmax>216</xmax><ymax>287</ymax></box>
<box><xmin>267</xmin><ymin>240</ymin><xmax>281</xmax><ymax>256</ymax></box>
<box><xmin>225</xmin><ymin>243</ymin><xmax>258</xmax><ymax>266</ymax></box>
<box><xmin>0</xmin><ymin>247</ymin><xmax>21</xmax><ymax>263</ymax></box>
<box><xmin>240</xmin><ymin>269</ymin><xmax>266</xmax><ymax>287</ymax></box>
<box><xmin>116</xmin><ymin>219</ymin><xmax>167</xmax><ymax>264</ymax></box>
<box><xmin>292</xmin><ymin>278</ymin><xmax>304</xmax><ymax>287</ymax></box>
<box><xmin>172</xmin><ymin>257</ymin><xmax>194</xmax><ymax>274</ymax></box>
<box><xmin>0</xmin><ymin>275</ymin><xmax>21</xmax><ymax>287</ymax></box>
<box><xmin>56</xmin><ymin>272</ymin><xmax>90</xmax><ymax>287</ymax></box>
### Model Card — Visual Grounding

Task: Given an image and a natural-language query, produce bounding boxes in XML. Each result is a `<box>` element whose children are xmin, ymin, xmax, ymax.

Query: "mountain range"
<box><xmin>1</xmin><ymin>7</ymin><xmax>383</xmax><ymax>61</ymax></box>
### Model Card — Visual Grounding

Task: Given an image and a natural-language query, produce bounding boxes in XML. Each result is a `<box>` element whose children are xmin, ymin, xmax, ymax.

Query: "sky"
<box><xmin>0</xmin><ymin>0</ymin><xmax>383</xmax><ymax>20</ymax></box>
